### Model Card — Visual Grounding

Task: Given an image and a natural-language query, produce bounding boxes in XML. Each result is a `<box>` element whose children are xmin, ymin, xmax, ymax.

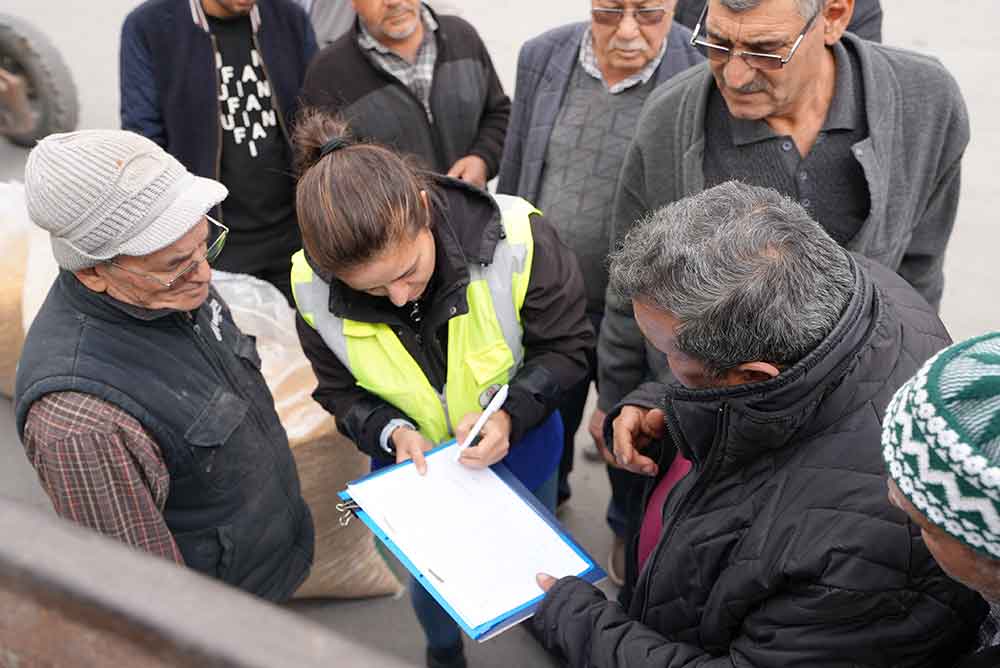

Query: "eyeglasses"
<box><xmin>107</xmin><ymin>215</ymin><xmax>229</xmax><ymax>289</ymax></box>
<box><xmin>690</xmin><ymin>1</ymin><xmax>820</xmax><ymax>71</ymax></box>
<box><xmin>591</xmin><ymin>5</ymin><xmax>670</xmax><ymax>27</ymax></box>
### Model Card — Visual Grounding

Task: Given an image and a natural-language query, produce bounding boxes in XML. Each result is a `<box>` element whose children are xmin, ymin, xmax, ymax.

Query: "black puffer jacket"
<box><xmin>534</xmin><ymin>256</ymin><xmax>986</xmax><ymax>667</ymax></box>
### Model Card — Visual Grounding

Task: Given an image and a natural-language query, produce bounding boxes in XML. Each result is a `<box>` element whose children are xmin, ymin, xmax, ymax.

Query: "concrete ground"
<box><xmin>1</xmin><ymin>1</ymin><xmax>999</xmax><ymax>666</ymax></box>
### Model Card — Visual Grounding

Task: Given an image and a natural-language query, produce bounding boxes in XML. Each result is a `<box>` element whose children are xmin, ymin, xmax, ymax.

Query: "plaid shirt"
<box><xmin>22</xmin><ymin>391</ymin><xmax>183</xmax><ymax>565</ymax></box>
<box><xmin>578</xmin><ymin>26</ymin><xmax>668</xmax><ymax>95</ymax></box>
<box><xmin>357</xmin><ymin>4</ymin><xmax>439</xmax><ymax>121</ymax></box>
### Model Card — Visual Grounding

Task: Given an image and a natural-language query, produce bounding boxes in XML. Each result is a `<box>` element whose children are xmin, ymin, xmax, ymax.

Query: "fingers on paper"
<box><xmin>459</xmin><ymin>430</ymin><xmax>509</xmax><ymax>468</ymax></box>
<box><xmin>536</xmin><ymin>572</ymin><xmax>557</xmax><ymax>592</ymax></box>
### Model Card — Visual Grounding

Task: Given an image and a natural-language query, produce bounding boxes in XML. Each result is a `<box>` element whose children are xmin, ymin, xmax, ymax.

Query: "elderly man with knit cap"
<box><xmin>13</xmin><ymin>130</ymin><xmax>314</xmax><ymax>602</ymax></box>
<box><xmin>883</xmin><ymin>332</ymin><xmax>1000</xmax><ymax>668</ymax></box>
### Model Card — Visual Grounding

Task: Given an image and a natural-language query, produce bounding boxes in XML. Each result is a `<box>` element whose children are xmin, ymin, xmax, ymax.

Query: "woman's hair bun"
<box><xmin>293</xmin><ymin>108</ymin><xmax>354</xmax><ymax>175</ymax></box>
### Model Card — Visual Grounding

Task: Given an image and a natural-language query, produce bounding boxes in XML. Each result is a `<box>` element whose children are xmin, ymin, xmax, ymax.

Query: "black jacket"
<box><xmin>296</xmin><ymin>177</ymin><xmax>593</xmax><ymax>460</ymax></box>
<box><xmin>534</xmin><ymin>256</ymin><xmax>986</xmax><ymax>667</ymax></box>
<box><xmin>15</xmin><ymin>273</ymin><xmax>313</xmax><ymax>602</ymax></box>
<box><xmin>120</xmin><ymin>0</ymin><xmax>315</xmax><ymax>185</ymax></box>
<box><xmin>300</xmin><ymin>7</ymin><xmax>510</xmax><ymax>178</ymax></box>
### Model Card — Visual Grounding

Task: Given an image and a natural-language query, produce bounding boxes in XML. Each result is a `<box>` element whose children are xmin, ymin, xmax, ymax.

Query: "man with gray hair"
<box><xmin>597</xmin><ymin>0</ymin><xmax>970</xmax><ymax>490</ymax></box>
<box><xmin>13</xmin><ymin>130</ymin><xmax>313</xmax><ymax>602</ymax></box>
<box><xmin>532</xmin><ymin>182</ymin><xmax>985</xmax><ymax>666</ymax></box>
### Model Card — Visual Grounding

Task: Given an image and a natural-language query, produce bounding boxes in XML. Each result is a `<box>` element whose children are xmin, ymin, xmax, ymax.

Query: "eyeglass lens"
<box><xmin>591</xmin><ymin>7</ymin><xmax>668</xmax><ymax>26</ymax></box>
<box><xmin>701</xmin><ymin>44</ymin><xmax>785</xmax><ymax>71</ymax></box>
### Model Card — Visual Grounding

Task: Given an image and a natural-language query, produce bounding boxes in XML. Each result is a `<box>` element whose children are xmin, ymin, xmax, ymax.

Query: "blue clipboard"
<box><xmin>338</xmin><ymin>440</ymin><xmax>606</xmax><ymax>642</ymax></box>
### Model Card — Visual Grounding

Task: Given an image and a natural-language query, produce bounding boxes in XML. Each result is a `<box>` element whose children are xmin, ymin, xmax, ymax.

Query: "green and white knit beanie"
<box><xmin>882</xmin><ymin>332</ymin><xmax>1000</xmax><ymax>560</ymax></box>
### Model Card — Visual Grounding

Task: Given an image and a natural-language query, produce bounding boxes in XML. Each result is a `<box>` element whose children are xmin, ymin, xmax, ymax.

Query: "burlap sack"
<box><xmin>212</xmin><ymin>272</ymin><xmax>401</xmax><ymax>599</ymax></box>
<box><xmin>0</xmin><ymin>233</ymin><xmax>28</xmax><ymax>398</ymax></box>
<box><xmin>0</xmin><ymin>181</ymin><xmax>60</xmax><ymax>399</ymax></box>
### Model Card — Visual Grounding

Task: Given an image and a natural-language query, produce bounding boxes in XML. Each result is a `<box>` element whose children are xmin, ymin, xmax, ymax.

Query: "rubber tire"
<box><xmin>0</xmin><ymin>13</ymin><xmax>78</xmax><ymax>147</ymax></box>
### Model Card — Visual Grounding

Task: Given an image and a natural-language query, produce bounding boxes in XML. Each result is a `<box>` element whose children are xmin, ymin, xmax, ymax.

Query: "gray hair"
<box><xmin>609</xmin><ymin>181</ymin><xmax>853</xmax><ymax>377</ymax></box>
<box><xmin>718</xmin><ymin>0</ymin><xmax>824</xmax><ymax>20</ymax></box>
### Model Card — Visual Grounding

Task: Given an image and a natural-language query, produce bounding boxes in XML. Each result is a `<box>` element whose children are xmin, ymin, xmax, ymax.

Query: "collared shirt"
<box><xmin>357</xmin><ymin>4</ymin><xmax>439</xmax><ymax>120</ymax></box>
<box><xmin>702</xmin><ymin>40</ymin><xmax>871</xmax><ymax>246</ymax></box>
<box><xmin>578</xmin><ymin>25</ymin><xmax>668</xmax><ymax>95</ymax></box>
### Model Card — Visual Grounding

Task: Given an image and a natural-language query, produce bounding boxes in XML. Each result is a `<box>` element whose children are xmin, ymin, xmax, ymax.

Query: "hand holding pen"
<box><xmin>455</xmin><ymin>384</ymin><xmax>511</xmax><ymax>468</ymax></box>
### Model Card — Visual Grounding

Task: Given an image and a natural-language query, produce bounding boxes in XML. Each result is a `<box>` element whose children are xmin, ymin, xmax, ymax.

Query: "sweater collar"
<box><xmin>664</xmin><ymin>254</ymin><xmax>877</xmax><ymax>472</ymax></box>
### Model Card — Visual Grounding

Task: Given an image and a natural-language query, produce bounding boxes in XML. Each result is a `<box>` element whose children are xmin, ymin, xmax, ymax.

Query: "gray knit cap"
<box><xmin>23</xmin><ymin>130</ymin><xmax>228</xmax><ymax>271</ymax></box>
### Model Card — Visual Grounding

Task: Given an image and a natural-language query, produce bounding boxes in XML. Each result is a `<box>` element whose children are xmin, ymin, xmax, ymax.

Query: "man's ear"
<box><xmin>821</xmin><ymin>0</ymin><xmax>854</xmax><ymax>46</ymax></box>
<box><xmin>73</xmin><ymin>266</ymin><xmax>110</xmax><ymax>294</ymax></box>
<box><xmin>725</xmin><ymin>361</ymin><xmax>782</xmax><ymax>385</ymax></box>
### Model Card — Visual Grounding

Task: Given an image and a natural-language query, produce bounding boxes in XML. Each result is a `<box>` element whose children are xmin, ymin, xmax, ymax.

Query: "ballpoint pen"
<box><xmin>454</xmin><ymin>384</ymin><xmax>509</xmax><ymax>461</ymax></box>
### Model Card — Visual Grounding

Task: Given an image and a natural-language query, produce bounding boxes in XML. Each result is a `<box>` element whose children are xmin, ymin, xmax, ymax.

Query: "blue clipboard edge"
<box><xmin>339</xmin><ymin>441</ymin><xmax>607</xmax><ymax>641</ymax></box>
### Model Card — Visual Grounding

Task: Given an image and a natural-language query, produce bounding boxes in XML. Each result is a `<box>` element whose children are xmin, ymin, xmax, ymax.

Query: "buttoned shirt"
<box><xmin>578</xmin><ymin>25</ymin><xmax>667</xmax><ymax>94</ymax></box>
<box><xmin>702</xmin><ymin>41</ymin><xmax>870</xmax><ymax>246</ymax></box>
<box><xmin>357</xmin><ymin>4</ymin><xmax>438</xmax><ymax>120</ymax></box>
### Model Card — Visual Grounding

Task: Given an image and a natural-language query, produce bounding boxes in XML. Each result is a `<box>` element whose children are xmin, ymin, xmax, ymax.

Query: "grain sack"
<box><xmin>0</xmin><ymin>181</ymin><xmax>60</xmax><ymax>399</ymax></box>
<box><xmin>0</xmin><ymin>182</ymin><xmax>29</xmax><ymax>398</ymax></box>
<box><xmin>0</xmin><ymin>233</ymin><xmax>27</xmax><ymax>398</ymax></box>
<box><xmin>212</xmin><ymin>271</ymin><xmax>401</xmax><ymax>599</ymax></box>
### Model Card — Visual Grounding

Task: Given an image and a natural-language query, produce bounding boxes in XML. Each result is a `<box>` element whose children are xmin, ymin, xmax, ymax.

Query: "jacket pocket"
<box><xmin>463</xmin><ymin>341</ymin><xmax>515</xmax><ymax>388</ymax></box>
<box><xmin>234</xmin><ymin>333</ymin><xmax>262</xmax><ymax>370</ymax></box>
<box><xmin>184</xmin><ymin>387</ymin><xmax>251</xmax><ymax>493</ymax></box>
<box><xmin>173</xmin><ymin>525</ymin><xmax>236</xmax><ymax>581</ymax></box>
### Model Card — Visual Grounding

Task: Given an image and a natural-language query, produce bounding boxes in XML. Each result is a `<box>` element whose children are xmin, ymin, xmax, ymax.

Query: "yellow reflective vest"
<box><xmin>291</xmin><ymin>195</ymin><xmax>537</xmax><ymax>444</ymax></box>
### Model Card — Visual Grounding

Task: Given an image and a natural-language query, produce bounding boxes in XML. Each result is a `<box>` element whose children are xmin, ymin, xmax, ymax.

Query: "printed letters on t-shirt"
<box><xmin>216</xmin><ymin>49</ymin><xmax>277</xmax><ymax>159</ymax></box>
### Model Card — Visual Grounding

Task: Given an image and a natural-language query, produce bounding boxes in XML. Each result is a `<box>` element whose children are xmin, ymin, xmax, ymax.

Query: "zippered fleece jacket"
<box><xmin>534</xmin><ymin>256</ymin><xmax>987</xmax><ymax>667</ymax></box>
<box><xmin>119</xmin><ymin>0</ymin><xmax>316</xmax><ymax>180</ymax></box>
<box><xmin>299</xmin><ymin>7</ymin><xmax>510</xmax><ymax>178</ymax></box>
<box><xmin>598</xmin><ymin>33</ymin><xmax>970</xmax><ymax>415</ymax></box>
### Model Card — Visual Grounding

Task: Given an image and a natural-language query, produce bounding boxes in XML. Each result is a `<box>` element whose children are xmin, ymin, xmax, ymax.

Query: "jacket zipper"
<box><xmin>437</xmin><ymin>387</ymin><xmax>454</xmax><ymax>437</ymax></box>
<box><xmin>209</xmin><ymin>34</ymin><xmax>225</xmax><ymax>224</ymax></box>
<box><xmin>361</xmin><ymin>34</ymin><xmax>448</xmax><ymax>171</ymax></box>
<box><xmin>638</xmin><ymin>404</ymin><xmax>728</xmax><ymax>619</ymax></box>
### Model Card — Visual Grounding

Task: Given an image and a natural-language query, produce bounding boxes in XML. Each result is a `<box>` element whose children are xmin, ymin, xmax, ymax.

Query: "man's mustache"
<box><xmin>609</xmin><ymin>40</ymin><xmax>648</xmax><ymax>52</ymax></box>
<box><xmin>385</xmin><ymin>7</ymin><xmax>415</xmax><ymax>20</ymax></box>
<box><xmin>728</xmin><ymin>77</ymin><xmax>768</xmax><ymax>94</ymax></box>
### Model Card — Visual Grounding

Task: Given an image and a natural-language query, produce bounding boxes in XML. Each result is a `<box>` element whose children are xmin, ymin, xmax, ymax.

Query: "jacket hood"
<box><xmin>664</xmin><ymin>254</ymin><xmax>883</xmax><ymax>472</ymax></box>
<box><xmin>310</xmin><ymin>175</ymin><xmax>502</xmax><ymax>322</ymax></box>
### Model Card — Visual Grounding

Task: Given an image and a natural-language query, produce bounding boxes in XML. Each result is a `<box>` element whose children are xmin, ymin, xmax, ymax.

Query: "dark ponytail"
<box><xmin>293</xmin><ymin>108</ymin><xmax>435</xmax><ymax>273</ymax></box>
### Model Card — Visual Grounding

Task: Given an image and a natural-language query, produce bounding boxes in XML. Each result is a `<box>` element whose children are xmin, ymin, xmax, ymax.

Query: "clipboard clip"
<box><xmin>336</xmin><ymin>499</ymin><xmax>361</xmax><ymax>527</ymax></box>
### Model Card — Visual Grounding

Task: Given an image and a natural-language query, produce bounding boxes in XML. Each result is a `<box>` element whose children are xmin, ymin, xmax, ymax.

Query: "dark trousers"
<box><xmin>557</xmin><ymin>312</ymin><xmax>640</xmax><ymax>538</ymax></box>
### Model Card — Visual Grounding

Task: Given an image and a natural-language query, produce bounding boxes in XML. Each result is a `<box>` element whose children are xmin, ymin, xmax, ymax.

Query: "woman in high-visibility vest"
<box><xmin>291</xmin><ymin>111</ymin><xmax>593</xmax><ymax>666</ymax></box>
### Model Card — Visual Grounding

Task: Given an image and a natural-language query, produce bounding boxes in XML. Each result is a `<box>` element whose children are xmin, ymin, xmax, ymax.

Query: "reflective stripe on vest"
<box><xmin>292</xmin><ymin>194</ymin><xmax>538</xmax><ymax>444</ymax></box>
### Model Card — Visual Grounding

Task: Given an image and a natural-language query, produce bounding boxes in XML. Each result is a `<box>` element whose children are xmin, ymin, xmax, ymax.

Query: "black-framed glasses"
<box><xmin>690</xmin><ymin>1</ymin><xmax>820</xmax><ymax>71</ymax></box>
<box><xmin>591</xmin><ymin>5</ymin><xmax>670</xmax><ymax>27</ymax></box>
<box><xmin>108</xmin><ymin>215</ymin><xmax>229</xmax><ymax>289</ymax></box>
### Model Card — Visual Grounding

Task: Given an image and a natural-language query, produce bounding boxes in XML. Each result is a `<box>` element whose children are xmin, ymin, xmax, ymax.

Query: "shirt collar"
<box><xmin>728</xmin><ymin>40</ymin><xmax>858</xmax><ymax>147</ymax></box>
<box><xmin>578</xmin><ymin>26</ymin><xmax>668</xmax><ymax>95</ymax></box>
<box><xmin>358</xmin><ymin>3</ymin><xmax>438</xmax><ymax>56</ymax></box>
